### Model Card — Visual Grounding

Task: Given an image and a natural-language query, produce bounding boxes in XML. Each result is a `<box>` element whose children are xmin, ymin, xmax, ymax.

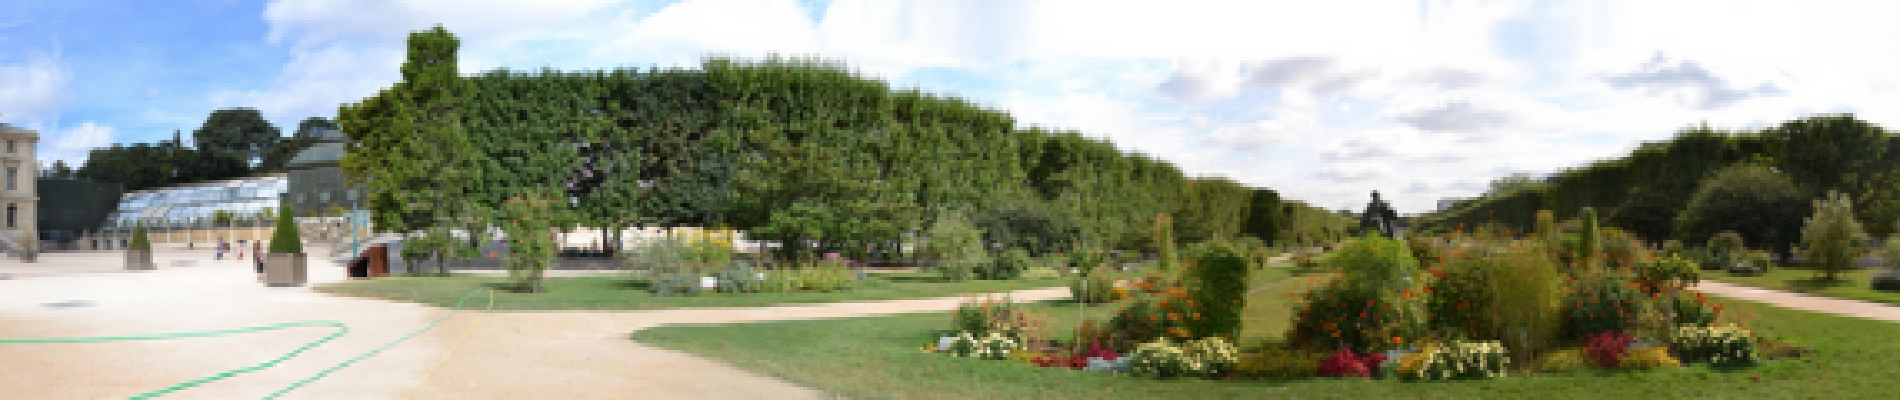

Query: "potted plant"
<box><xmin>125</xmin><ymin>223</ymin><xmax>154</xmax><ymax>271</ymax></box>
<box><xmin>264</xmin><ymin>206</ymin><xmax>308</xmax><ymax>287</ymax></box>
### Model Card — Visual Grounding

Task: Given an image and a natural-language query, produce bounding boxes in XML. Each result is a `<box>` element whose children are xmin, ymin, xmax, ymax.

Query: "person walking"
<box><xmin>254</xmin><ymin>240</ymin><xmax>265</xmax><ymax>282</ymax></box>
<box><xmin>237</xmin><ymin>240</ymin><xmax>246</xmax><ymax>261</ymax></box>
<box><xmin>216</xmin><ymin>238</ymin><xmax>227</xmax><ymax>260</ymax></box>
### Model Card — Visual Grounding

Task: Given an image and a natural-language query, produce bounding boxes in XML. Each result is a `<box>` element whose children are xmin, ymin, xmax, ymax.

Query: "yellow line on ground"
<box><xmin>401</xmin><ymin>289</ymin><xmax>495</xmax><ymax>400</ymax></box>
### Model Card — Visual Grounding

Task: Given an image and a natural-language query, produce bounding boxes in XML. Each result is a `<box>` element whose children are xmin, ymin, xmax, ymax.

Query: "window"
<box><xmin>5</xmin><ymin>203</ymin><xmax>13</xmax><ymax>228</ymax></box>
<box><xmin>5</xmin><ymin>140</ymin><xmax>12</xmax><ymax>152</ymax></box>
<box><xmin>298</xmin><ymin>193</ymin><xmax>306</xmax><ymax>204</ymax></box>
<box><xmin>347</xmin><ymin>189</ymin><xmax>356</xmax><ymax>201</ymax></box>
<box><xmin>5</xmin><ymin>168</ymin><xmax>12</xmax><ymax>190</ymax></box>
<box><xmin>320</xmin><ymin>191</ymin><xmax>330</xmax><ymax>203</ymax></box>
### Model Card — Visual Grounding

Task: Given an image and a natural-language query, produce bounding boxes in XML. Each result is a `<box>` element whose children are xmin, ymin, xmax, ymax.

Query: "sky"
<box><xmin>5</xmin><ymin>0</ymin><xmax>1900</xmax><ymax>216</ymax></box>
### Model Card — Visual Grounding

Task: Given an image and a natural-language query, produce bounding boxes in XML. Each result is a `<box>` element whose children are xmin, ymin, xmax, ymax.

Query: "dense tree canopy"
<box><xmin>1675</xmin><ymin>162</ymin><xmax>1814</xmax><ymax>262</ymax></box>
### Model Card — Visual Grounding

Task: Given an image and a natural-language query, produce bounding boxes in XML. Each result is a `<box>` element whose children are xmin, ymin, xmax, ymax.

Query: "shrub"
<box><xmin>1561</xmin><ymin>269</ymin><xmax>1649</xmax><ymax>343</ymax></box>
<box><xmin>1672</xmin><ymin>324</ymin><xmax>1759</xmax><ymax>368</ymax></box>
<box><xmin>1801</xmin><ymin>190</ymin><xmax>1872</xmax><ymax>281</ymax></box>
<box><xmin>1618</xmin><ymin>346</ymin><xmax>1682</xmax><ymax>370</ymax></box>
<box><xmin>1662</xmin><ymin>290</ymin><xmax>1720</xmax><ymax>327</ymax></box>
<box><xmin>1709</xmin><ymin>231</ymin><xmax>1747</xmax><ymax>264</ymax></box>
<box><xmin>267</xmin><ymin>207</ymin><xmax>301</xmax><ymax>254</ymax></box>
<box><xmin>714</xmin><ymin>263</ymin><xmax>765</xmax><ymax>293</ymax></box>
<box><xmin>1069</xmin><ymin>270</ymin><xmax>1121</xmax><ymax>304</ymax></box>
<box><xmin>1288</xmin><ymin>236</ymin><xmax>1428</xmax><ymax>354</ymax></box>
<box><xmin>1532</xmin><ymin>348</ymin><xmax>1594</xmax><ymax>373</ymax></box>
<box><xmin>1129</xmin><ymin>338</ymin><xmax>1197</xmax><ymax>378</ymax></box>
<box><xmin>1184</xmin><ymin>337</ymin><xmax>1241</xmax><ymax>377</ymax></box>
<box><xmin>1234</xmin><ymin>342</ymin><xmax>1326</xmax><ymax>380</ymax></box>
<box><xmin>974</xmin><ymin>332</ymin><xmax>1022</xmax><ymax>360</ymax></box>
<box><xmin>1638</xmin><ymin>254</ymin><xmax>1701</xmax><ymax>294</ymax></box>
<box><xmin>1584</xmin><ymin>331</ymin><xmax>1636</xmax><ymax>369</ymax></box>
<box><xmin>1021</xmin><ymin>264</ymin><xmax>1063</xmax><ymax>280</ymax></box>
<box><xmin>1407</xmin><ymin>235</ymin><xmax>1446</xmax><ymax>268</ymax></box>
<box><xmin>1596</xmin><ymin>227</ymin><xmax>1656</xmax><ymax>272</ymax></box>
<box><xmin>1426</xmin><ymin>240</ymin><xmax>1565</xmax><ymax>363</ymax></box>
<box><xmin>1316</xmin><ymin>347</ymin><xmax>1385</xmax><ymax>378</ymax></box>
<box><xmin>796</xmin><ymin>259</ymin><xmax>856</xmax><ymax>292</ymax></box>
<box><xmin>953</xmin><ymin>294</ymin><xmax>1050</xmax><ymax>346</ymax></box>
<box><xmin>982</xmin><ymin>248</ymin><xmax>1033</xmax><ymax>280</ymax></box>
<box><xmin>1181</xmin><ymin>241</ymin><xmax>1252</xmax><ymax>342</ymax></box>
<box><xmin>1398</xmin><ymin>340</ymin><xmax>1510</xmax><ymax>380</ymax></box>
<box><xmin>943</xmin><ymin>331</ymin><xmax>981</xmax><ymax>357</ymax></box>
<box><xmin>129</xmin><ymin>224</ymin><xmax>152</xmax><ymax>252</ymax></box>
<box><xmin>923</xmin><ymin>211</ymin><xmax>990</xmax><ymax>282</ymax></box>
<box><xmin>1103</xmin><ymin>286</ymin><xmax>1205</xmax><ymax>352</ymax></box>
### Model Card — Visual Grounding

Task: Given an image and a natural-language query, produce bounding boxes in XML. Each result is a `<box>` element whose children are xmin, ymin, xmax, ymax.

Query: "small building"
<box><xmin>282</xmin><ymin>127</ymin><xmax>369</xmax><ymax>218</ymax></box>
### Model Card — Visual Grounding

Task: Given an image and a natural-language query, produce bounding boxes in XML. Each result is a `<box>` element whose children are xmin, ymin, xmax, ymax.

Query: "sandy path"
<box><xmin>0</xmin><ymin>249</ymin><xmax>1067</xmax><ymax>399</ymax></box>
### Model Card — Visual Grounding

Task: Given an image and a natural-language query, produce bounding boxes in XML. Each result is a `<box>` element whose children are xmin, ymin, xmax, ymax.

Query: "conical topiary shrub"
<box><xmin>124</xmin><ymin>223</ymin><xmax>155</xmax><ymax>270</ymax></box>
<box><xmin>129</xmin><ymin>224</ymin><xmax>151</xmax><ymax>251</ymax></box>
<box><xmin>269</xmin><ymin>206</ymin><xmax>303</xmax><ymax>254</ymax></box>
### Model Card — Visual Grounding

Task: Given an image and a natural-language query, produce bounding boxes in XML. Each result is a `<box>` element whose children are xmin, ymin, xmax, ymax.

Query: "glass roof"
<box><xmin>103</xmin><ymin>176</ymin><xmax>289</xmax><ymax>228</ymax></box>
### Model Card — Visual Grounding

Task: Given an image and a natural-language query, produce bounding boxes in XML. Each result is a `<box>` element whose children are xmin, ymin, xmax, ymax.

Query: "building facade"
<box><xmin>283</xmin><ymin>127</ymin><xmax>369</xmax><ymax>217</ymax></box>
<box><xmin>1</xmin><ymin>119</ymin><xmax>38</xmax><ymax>260</ymax></box>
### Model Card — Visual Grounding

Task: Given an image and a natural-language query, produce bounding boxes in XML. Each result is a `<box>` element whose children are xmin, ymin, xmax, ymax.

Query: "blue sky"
<box><xmin>5</xmin><ymin>0</ymin><xmax>1900</xmax><ymax>215</ymax></box>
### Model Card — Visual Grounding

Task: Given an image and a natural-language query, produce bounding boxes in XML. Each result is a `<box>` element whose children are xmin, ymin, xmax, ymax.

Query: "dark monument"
<box><xmin>1361</xmin><ymin>191</ymin><xmax>1400</xmax><ymax>239</ymax></box>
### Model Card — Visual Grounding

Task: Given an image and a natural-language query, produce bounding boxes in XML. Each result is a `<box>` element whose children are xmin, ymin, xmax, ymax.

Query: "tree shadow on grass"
<box><xmin>1785</xmin><ymin>276</ymin><xmax>1851</xmax><ymax>292</ymax></box>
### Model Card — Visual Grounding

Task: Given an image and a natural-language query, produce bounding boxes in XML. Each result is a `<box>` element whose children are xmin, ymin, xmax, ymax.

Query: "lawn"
<box><xmin>1704</xmin><ymin>267</ymin><xmax>1900</xmax><ymax>305</ymax></box>
<box><xmin>309</xmin><ymin>271</ymin><xmax>1098</xmax><ymax>310</ymax></box>
<box><xmin>632</xmin><ymin>268</ymin><xmax>1876</xmax><ymax>400</ymax></box>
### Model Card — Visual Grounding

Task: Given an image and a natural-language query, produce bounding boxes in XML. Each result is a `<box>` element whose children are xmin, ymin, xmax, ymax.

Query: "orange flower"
<box><xmin>1394</xmin><ymin>336</ymin><xmax>1404</xmax><ymax>344</ymax></box>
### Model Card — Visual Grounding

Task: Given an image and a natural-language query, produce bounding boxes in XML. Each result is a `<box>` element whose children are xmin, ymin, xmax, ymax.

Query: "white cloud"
<box><xmin>0</xmin><ymin>54</ymin><xmax>69</xmax><ymax>123</ymax></box>
<box><xmin>36</xmin><ymin>122</ymin><xmax>118</xmax><ymax>167</ymax></box>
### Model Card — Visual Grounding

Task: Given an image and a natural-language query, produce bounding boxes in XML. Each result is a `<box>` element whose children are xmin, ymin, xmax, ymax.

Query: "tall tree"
<box><xmin>1675</xmin><ymin>162</ymin><xmax>1813</xmax><ymax>265</ymax></box>
<box><xmin>338</xmin><ymin>25</ymin><xmax>494</xmax><ymax>274</ymax></box>
<box><xmin>1766</xmin><ymin>113</ymin><xmax>1889</xmax><ymax>198</ymax></box>
<box><xmin>1241</xmin><ymin>188</ymin><xmax>1283</xmax><ymax>244</ymax></box>
<box><xmin>192</xmin><ymin>108</ymin><xmax>282</xmax><ymax>169</ymax></box>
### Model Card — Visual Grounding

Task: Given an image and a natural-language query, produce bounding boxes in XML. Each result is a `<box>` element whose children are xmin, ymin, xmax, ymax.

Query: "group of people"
<box><xmin>215</xmin><ymin>238</ymin><xmax>265</xmax><ymax>281</ymax></box>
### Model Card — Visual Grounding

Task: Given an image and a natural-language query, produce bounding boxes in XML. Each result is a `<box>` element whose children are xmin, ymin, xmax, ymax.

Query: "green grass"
<box><xmin>310</xmin><ymin>272</ymin><xmax>1097</xmax><ymax>311</ymax></box>
<box><xmin>1704</xmin><ymin>267</ymin><xmax>1900</xmax><ymax>305</ymax></box>
<box><xmin>633</xmin><ymin>268</ymin><xmax>1882</xmax><ymax>400</ymax></box>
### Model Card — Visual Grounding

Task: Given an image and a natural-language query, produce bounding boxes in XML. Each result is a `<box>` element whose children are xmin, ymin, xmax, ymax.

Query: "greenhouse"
<box><xmin>102</xmin><ymin>174</ymin><xmax>288</xmax><ymax>230</ymax></box>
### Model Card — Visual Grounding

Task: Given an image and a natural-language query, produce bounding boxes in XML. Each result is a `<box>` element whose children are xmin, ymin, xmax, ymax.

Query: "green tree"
<box><xmin>1800</xmin><ymin>190</ymin><xmax>1870</xmax><ymax>281</ymax></box>
<box><xmin>191</xmin><ymin>108</ymin><xmax>282</xmax><ymax>169</ymax></box>
<box><xmin>1241</xmin><ymin>188</ymin><xmax>1284</xmax><ymax>245</ymax></box>
<box><xmin>972</xmin><ymin>201</ymin><xmax>1083</xmax><ymax>258</ymax></box>
<box><xmin>338</xmin><ymin>25</ymin><xmax>496</xmax><ymax>271</ymax></box>
<box><xmin>1848</xmin><ymin>168</ymin><xmax>1900</xmax><ymax>239</ymax></box>
<box><xmin>1172</xmin><ymin>177</ymin><xmax>1252</xmax><ymax>244</ymax></box>
<box><xmin>921</xmin><ymin>209</ymin><xmax>989</xmax><ymax>281</ymax></box>
<box><xmin>1675</xmin><ymin>162</ymin><xmax>1814</xmax><ymax>265</ymax></box>
<box><xmin>1766</xmin><ymin>114</ymin><xmax>1889</xmax><ymax>197</ymax></box>
<box><xmin>1609</xmin><ymin>185</ymin><xmax>1681</xmax><ymax>244</ymax></box>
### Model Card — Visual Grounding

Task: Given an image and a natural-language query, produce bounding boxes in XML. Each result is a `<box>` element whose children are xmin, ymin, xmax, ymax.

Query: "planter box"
<box><xmin>124</xmin><ymin>249</ymin><xmax>155</xmax><ymax>271</ymax></box>
<box><xmin>265</xmin><ymin>253</ymin><xmax>308</xmax><ymax>287</ymax></box>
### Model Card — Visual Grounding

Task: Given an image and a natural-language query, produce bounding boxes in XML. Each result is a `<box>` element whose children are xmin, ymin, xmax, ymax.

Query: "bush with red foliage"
<box><xmin>1585</xmin><ymin>331</ymin><xmax>1637</xmax><ymax>368</ymax></box>
<box><xmin>1315</xmin><ymin>347</ymin><xmax>1387</xmax><ymax>378</ymax></box>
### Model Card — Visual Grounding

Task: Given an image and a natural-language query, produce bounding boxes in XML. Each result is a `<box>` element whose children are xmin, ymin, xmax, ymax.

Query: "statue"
<box><xmin>1361</xmin><ymin>191</ymin><xmax>1400</xmax><ymax>239</ymax></box>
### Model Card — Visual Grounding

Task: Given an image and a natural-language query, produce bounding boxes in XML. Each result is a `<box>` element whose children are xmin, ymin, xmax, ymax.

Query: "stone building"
<box><xmin>1</xmin><ymin>118</ymin><xmax>39</xmax><ymax>261</ymax></box>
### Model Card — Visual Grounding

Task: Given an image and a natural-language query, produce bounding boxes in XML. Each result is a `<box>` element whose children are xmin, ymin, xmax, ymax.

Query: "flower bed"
<box><xmin>915</xmin><ymin>213</ymin><xmax>1813</xmax><ymax>383</ymax></box>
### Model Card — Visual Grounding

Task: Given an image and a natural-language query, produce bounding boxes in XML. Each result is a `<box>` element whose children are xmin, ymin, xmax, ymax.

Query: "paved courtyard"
<box><xmin>0</xmin><ymin>248</ymin><xmax>1068</xmax><ymax>399</ymax></box>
